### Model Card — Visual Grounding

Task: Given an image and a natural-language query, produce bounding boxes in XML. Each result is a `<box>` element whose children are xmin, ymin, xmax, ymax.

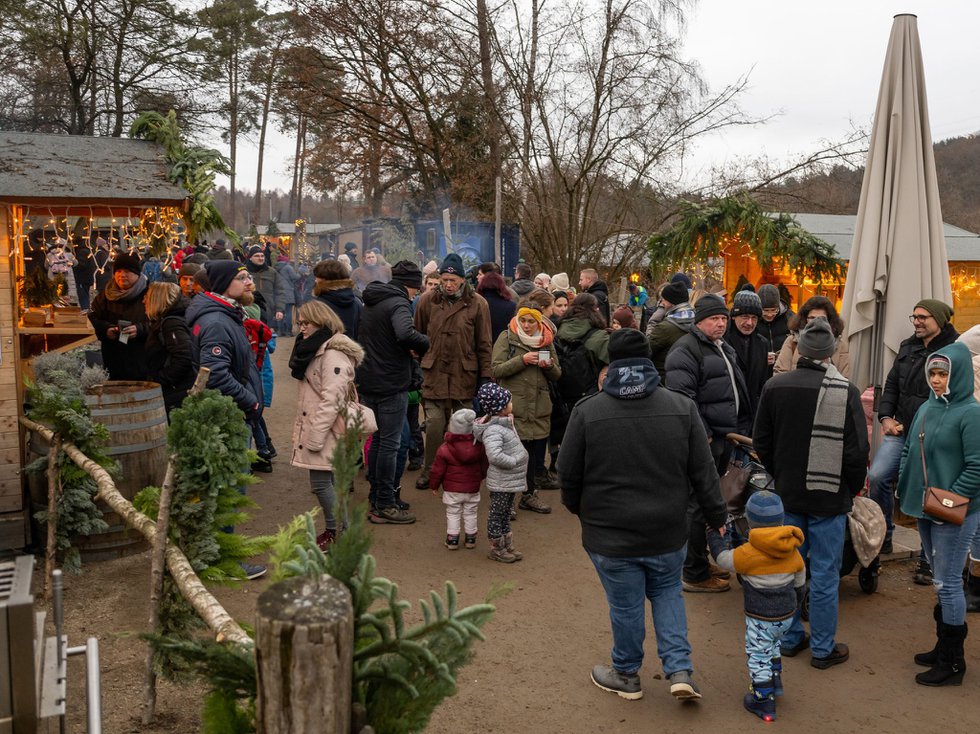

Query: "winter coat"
<box><xmin>246</xmin><ymin>262</ymin><xmax>287</xmax><ymax>314</ymax></box>
<box><xmin>261</xmin><ymin>333</ymin><xmax>277</xmax><ymax>408</ymax></box>
<box><xmin>351</xmin><ymin>263</ymin><xmax>392</xmax><ymax>293</ymax></box>
<box><xmin>88</xmin><ymin>281</ymin><xmax>150</xmax><ymax>381</ymax></box>
<box><xmin>144</xmin><ymin>297</ymin><xmax>195</xmax><ymax>412</ymax></box>
<box><xmin>723</xmin><ymin>323</ymin><xmax>770</xmax><ymax>420</ymax></box>
<box><xmin>414</xmin><ymin>284</ymin><xmax>493</xmax><ymax>401</ymax></box>
<box><xmin>186</xmin><ymin>293</ymin><xmax>263</xmax><ymax>416</ymax></box>
<box><xmin>558</xmin><ymin>357</ymin><xmax>727</xmax><ymax>558</ymax></box>
<box><xmin>897</xmin><ymin>343</ymin><xmax>980</xmax><ymax>519</ymax></box>
<box><xmin>556</xmin><ymin>317</ymin><xmax>611</xmax><ymax>367</ymax></box>
<box><xmin>482</xmin><ymin>289</ymin><xmax>517</xmax><ymax>342</ymax></box>
<box><xmin>357</xmin><ymin>282</ymin><xmax>430</xmax><ymax>396</ymax></box>
<box><xmin>275</xmin><ymin>261</ymin><xmax>300</xmax><ymax>305</ymax></box>
<box><xmin>879</xmin><ymin>322</ymin><xmax>960</xmax><ymax>429</ymax></box>
<box><xmin>472</xmin><ymin>416</ymin><xmax>528</xmax><ymax>493</ymax></box>
<box><xmin>753</xmin><ymin>359</ymin><xmax>869</xmax><ymax>517</ymax></box>
<box><xmin>72</xmin><ymin>245</ymin><xmax>96</xmax><ymax>284</ymax></box>
<box><xmin>314</xmin><ymin>279</ymin><xmax>362</xmax><ymax>341</ymax></box>
<box><xmin>491</xmin><ymin>326</ymin><xmax>562</xmax><ymax>441</ymax></box>
<box><xmin>585</xmin><ymin>280</ymin><xmax>611</xmax><ymax>324</ymax></box>
<box><xmin>511</xmin><ymin>279</ymin><xmax>535</xmax><ymax>298</ymax></box>
<box><xmin>646</xmin><ymin>303</ymin><xmax>694</xmax><ymax>374</ymax></box>
<box><xmin>665</xmin><ymin>327</ymin><xmax>752</xmax><ymax>438</ymax></box>
<box><xmin>774</xmin><ymin>332</ymin><xmax>850</xmax><ymax>378</ymax></box>
<box><xmin>291</xmin><ymin>334</ymin><xmax>365</xmax><ymax>471</ymax></box>
<box><xmin>756</xmin><ymin>308</ymin><xmax>793</xmax><ymax>367</ymax></box>
<box><xmin>428</xmin><ymin>432</ymin><xmax>488</xmax><ymax>494</ymax></box>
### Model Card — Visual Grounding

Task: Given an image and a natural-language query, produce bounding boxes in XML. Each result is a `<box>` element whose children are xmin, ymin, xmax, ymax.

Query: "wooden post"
<box><xmin>256</xmin><ymin>575</ymin><xmax>353</xmax><ymax>734</ymax></box>
<box><xmin>43</xmin><ymin>434</ymin><xmax>62</xmax><ymax>602</ymax></box>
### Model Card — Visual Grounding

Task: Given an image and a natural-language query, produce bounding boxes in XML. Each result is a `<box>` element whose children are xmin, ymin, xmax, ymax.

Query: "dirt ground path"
<box><xmin>48</xmin><ymin>339</ymin><xmax>978</xmax><ymax>733</ymax></box>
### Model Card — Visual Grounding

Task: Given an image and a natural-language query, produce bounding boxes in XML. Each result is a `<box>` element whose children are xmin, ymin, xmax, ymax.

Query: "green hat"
<box><xmin>915</xmin><ymin>299</ymin><xmax>953</xmax><ymax>329</ymax></box>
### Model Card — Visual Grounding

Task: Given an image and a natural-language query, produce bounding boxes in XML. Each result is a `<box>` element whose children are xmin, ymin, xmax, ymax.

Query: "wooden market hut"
<box><xmin>721</xmin><ymin>212</ymin><xmax>980</xmax><ymax>332</ymax></box>
<box><xmin>0</xmin><ymin>131</ymin><xmax>187</xmax><ymax>552</ymax></box>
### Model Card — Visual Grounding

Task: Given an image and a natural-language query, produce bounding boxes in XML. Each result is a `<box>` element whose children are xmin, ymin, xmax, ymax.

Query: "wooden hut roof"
<box><xmin>0</xmin><ymin>132</ymin><xmax>186</xmax><ymax>207</ymax></box>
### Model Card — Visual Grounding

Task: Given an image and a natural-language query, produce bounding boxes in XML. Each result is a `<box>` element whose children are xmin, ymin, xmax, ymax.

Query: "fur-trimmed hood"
<box><xmin>314</xmin><ymin>278</ymin><xmax>356</xmax><ymax>294</ymax></box>
<box><xmin>321</xmin><ymin>333</ymin><xmax>365</xmax><ymax>366</ymax></box>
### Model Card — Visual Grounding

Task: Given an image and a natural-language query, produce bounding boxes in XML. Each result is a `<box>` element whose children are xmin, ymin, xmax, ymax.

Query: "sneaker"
<box><xmin>682</xmin><ymin>577</ymin><xmax>730</xmax><ymax>593</ymax></box>
<box><xmin>464</xmin><ymin>534</ymin><xmax>477</xmax><ymax>549</ymax></box>
<box><xmin>534</xmin><ymin>471</ymin><xmax>561</xmax><ymax>490</ymax></box>
<box><xmin>257</xmin><ymin>449</ymin><xmax>274</xmax><ymax>463</ymax></box>
<box><xmin>780</xmin><ymin>634</ymin><xmax>810</xmax><ymax>658</ymax></box>
<box><xmin>414</xmin><ymin>471</ymin><xmax>430</xmax><ymax>490</ymax></box>
<box><xmin>811</xmin><ymin>642</ymin><xmax>849</xmax><ymax>669</ymax></box>
<box><xmin>743</xmin><ymin>681</ymin><xmax>776</xmax><ymax>722</ymax></box>
<box><xmin>369</xmin><ymin>506</ymin><xmax>417</xmax><ymax>525</ymax></box>
<box><xmin>668</xmin><ymin>671</ymin><xmax>702</xmax><ymax>700</ymax></box>
<box><xmin>250</xmin><ymin>459</ymin><xmax>273</xmax><ymax>474</ymax></box>
<box><xmin>240</xmin><ymin>563</ymin><xmax>267</xmax><ymax>580</ymax></box>
<box><xmin>591</xmin><ymin>665</ymin><xmax>642</xmax><ymax>700</ymax></box>
<box><xmin>709</xmin><ymin>563</ymin><xmax>731</xmax><ymax>580</ymax></box>
<box><xmin>445</xmin><ymin>534</ymin><xmax>460</xmax><ymax>550</ymax></box>
<box><xmin>519</xmin><ymin>492</ymin><xmax>552</xmax><ymax>514</ymax></box>
<box><xmin>914</xmin><ymin>559</ymin><xmax>933</xmax><ymax>586</ymax></box>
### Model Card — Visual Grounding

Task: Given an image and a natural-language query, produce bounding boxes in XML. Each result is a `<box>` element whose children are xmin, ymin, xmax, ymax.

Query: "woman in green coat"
<box><xmin>492</xmin><ymin>306</ymin><xmax>562</xmax><ymax>513</ymax></box>
<box><xmin>897</xmin><ymin>342</ymin><xmax>980</xmax><ymax>687</ymax></box>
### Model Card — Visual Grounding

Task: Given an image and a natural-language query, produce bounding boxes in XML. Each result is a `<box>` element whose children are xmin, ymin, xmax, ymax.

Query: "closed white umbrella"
<box><xmin>842</xmin><ymin>14</ymin><xmax>951</xmax><ymax>408</ymax></box>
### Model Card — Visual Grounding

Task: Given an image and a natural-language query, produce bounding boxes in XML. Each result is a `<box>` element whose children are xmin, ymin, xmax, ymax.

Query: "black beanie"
<box><xmin>731</xmin><ymin>290</ymin><xmax>763</xmax><ymax>318</ymax></box>
<box><xmin>205</xmin><ymin>260</ymin><xmax>247</xmax><ymax>296</ymax></box>
<box><xmin>390</xmin><ymin>260</ymin><xmax>423</xmax><ymax>289</ymax></box>
<box><xmin>660</xmin><ymin>281</ymin><xmax>688</xmax><ymax>306</ymax></box>
<box><xmin>609</xmin><ymin>328</ymin><xmax>650</xmax><ymax>361</ymax></box>
<box><xmin>694</xmin><ymin>294</ymin><xmax>728</xmax><ymax>323</ymax></box>
<box><xmin>439</xmin><ymin>252</ymin><xmax>465</xmax><ymax>276</ymax></box>
<box><xmin>112</xmin><ymin>251</ymin><xmax>142</xmax><ymax>275</ymax></box>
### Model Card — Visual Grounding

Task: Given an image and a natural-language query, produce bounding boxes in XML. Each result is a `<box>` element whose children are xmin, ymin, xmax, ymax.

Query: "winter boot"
<box><xmin>771</xmin><ymin>657</ymin><xmax>783</xmax><ymax>697</ymax></box>
<box><xmin>967</xmin><ymin>560</ymin><xmax>980</xmax><ymax>614</ymax></box>
<box><xmin>743</xmin><ymin>680</ymin><xmax>776</xmax><ymax>721</ymax></box>
<box><xmin>914</xmin><ymin>558</ymin><xmax>933</xmax><ymax>585</ymax></box>
<box><xmin>445</xmin><ymin>534</ymin><xmax>460</xmax><ymax>550</ymax></box>
<box><xmin>504</xmin><ymin>532</ymin><xmax>523</xmax><ymax>561</ymax></box>
<box><xmin>487</xmin><ymin>536</ymin><xmax>517</xmax><ymax>563</ymax></box>
<box><xmin>464</xmin><ymin>533</ymin><xmax>477</xmax><ymax>549</ymax></box>
<box><xmin>915</xmin><ymin>604</ymin><xmax>943</xmax><ymax>666</ymax></box>
<box><xmin>916</xmin><ymin>623</ymin><xmax>967</xmax><ymax>686</ymax></box>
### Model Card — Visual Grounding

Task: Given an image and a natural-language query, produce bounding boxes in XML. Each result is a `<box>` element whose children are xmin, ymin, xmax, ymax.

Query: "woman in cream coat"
<box><xmin>773</xmin><ymin>296</ymin><xmax>850</xmax><ymax>378</ymax></box>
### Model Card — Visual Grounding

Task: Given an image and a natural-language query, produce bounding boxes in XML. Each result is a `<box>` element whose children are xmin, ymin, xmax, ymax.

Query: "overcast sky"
<box><xmin>220</xmin><ymin>1</ymin><xmax>980</xmax><ymax>198</ymax></box>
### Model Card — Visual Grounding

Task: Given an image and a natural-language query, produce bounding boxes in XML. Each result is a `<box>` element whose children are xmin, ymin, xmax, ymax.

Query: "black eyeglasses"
<box><xmin>909</xmin><ymin>314</ymin><xmax>932</xmax><ymax>323</ymax></box>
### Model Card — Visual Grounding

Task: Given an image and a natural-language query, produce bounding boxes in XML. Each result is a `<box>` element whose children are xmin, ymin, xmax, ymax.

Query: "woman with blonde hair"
<box><xmin>144</xmin><ymin>281</ymin><xmax>194</xmax><ymax>414</ymax></box>
<box><xmin>289</xmin><ymin>298</ymin><xmax>365</xmax><ymax>549</ymax></box>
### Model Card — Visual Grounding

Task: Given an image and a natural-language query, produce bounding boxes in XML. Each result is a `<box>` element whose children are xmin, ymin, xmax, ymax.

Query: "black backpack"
<box><xmin>555</xmin><ymin>330</ymin><xmax>601</xmax><ymax>403</ymax></box>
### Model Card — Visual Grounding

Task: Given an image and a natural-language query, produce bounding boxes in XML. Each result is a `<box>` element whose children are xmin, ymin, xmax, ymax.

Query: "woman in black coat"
<box><xmin>87</xmin><ymin>252</ymin><xmax>150</xmax><ymax>380</ymax></box>
<box><xmin>477</xmin><ymin>270</ymin><xmax>517</xmax><ymax>342</ymax></box>
<box><xmin>144</xmin><ymin>282</ymin><xmax>195</xmax><ymax>413</ymax></box>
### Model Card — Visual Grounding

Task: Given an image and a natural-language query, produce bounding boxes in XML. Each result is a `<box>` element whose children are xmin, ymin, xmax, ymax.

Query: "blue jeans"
<box><xmin>781</xmin><ymin>512</ymin><xmax>846</xmax><ymax>658</ymax></box>
<box><xmin>394</xmin><ymin>416</ymin><xmax>411</xmax><ymax>489</ymax></box>
<box><xmin>361</xmin><ymin>391</ymin><xmax>409</xmax><ymax>510</ymax></box>
<box><xmin>919</xmin><ymin>513</ymin><xmax>980</xmax><ymax>626</ymax></box>
<box><xmin>868</xmin><ymin>434</ymin><xmax>906</xmax><ymax>538</ymax></box>
<box><xmin>587</xmin><ymin>547</ymin><xmax>693</xmax><ymax>677</ymax></box>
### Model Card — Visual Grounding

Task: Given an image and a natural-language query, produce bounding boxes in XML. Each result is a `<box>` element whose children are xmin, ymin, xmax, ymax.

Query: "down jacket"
<box><xmin>665</xmin><ymin>326</ymin><xmax>751</xmax><ymax>438</ymax></box>
<box><xmin>186</xmin><ymin>293</ymin><xmax>263</xmax><ymax>416</ymax></box>
<box><xmin>472</xmin><ymin>416</ymin><xmax>528</xmax><ymax>493</ymax></box>
<box><xmin>490</xmin><ymin>326</ymin><xmax>562</xmax><ymax>440</ymax></box>
<box><xmin>291</xmin><ymin>334</ymin><xmax>365</xmax><ymax>471</ymax></box>
<box><xmin>879</xmin><ymin>322</ymin><xmax>959</xmax><ymax>429</ymax></box>
<box><xmin>428</xmin><ymin>433</ymin><xmax>488</xmax><ymax>494</ymax></box>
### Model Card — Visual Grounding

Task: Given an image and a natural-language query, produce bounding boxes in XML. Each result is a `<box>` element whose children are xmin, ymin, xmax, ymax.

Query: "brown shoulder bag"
<box><xmin>919</xmin><ymin>415</ymin><xmax>969</xmax><ymax>525</ymax></box>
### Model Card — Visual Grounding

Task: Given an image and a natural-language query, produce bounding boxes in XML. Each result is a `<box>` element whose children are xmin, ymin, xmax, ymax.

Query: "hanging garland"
<box><xmin>647</xmin><ymin>195</ymin><xmax>846</xmax><ymax>283</ymax></box>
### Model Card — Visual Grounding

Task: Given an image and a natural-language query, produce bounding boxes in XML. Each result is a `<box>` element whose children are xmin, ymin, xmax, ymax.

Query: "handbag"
<box><xmin>719</xmin><ymin>457</ymin><xmax>752</xmax><ymax>514</ymax></box>
<box><xmin>919</xmin><ymin>416</ymin><xmax>968</xmax><ymax>525</ymax></box>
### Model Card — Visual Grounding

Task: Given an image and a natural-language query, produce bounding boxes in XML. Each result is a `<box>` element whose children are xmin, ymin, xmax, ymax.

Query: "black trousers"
<box><xmin>684</xmin><ymin>439</ymin><xmax>731</xmax><ymax>583</ymax></box>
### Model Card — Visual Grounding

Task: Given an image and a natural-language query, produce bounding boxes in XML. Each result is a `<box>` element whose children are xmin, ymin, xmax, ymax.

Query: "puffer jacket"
<box><xmin>472</xmin><ymin>415</ymin><xmax>528</xmax><ymax>493</ymax></box>
<box><xmin>414</xmin><ymin>284</ymin><xmax>493</xmax><ymax>400</ymax></box>
<box><xmin>491</xmin><ymin>324</ymin><xmax>561</xmax><ymax>440</ymax></box>
<box><xmin>879</xmin><ymin>322</ymin><xmax>959</xmax><ymax>429</ymax></box>
<box><xmin>291</xmin><ymin>334</ymin><xmax>365</xmax><ymax>471</ymax></box>
<box><xmin>246</xmin><ymin>262</ymin><xmax>287</xmax><ymax>314</ymax></box>
<box><xmin>646</xmin><ymin>302</ymin><xmax>694</xmax><ymax>374</ymax></box>
<box><xmin>428</xmin><ymin>432</ymin><xmax>488</xmax><ymax>493</ymax></box>
<box><xmin>665</xmin><ymin>326</ymin><xmax>751</xmax><ymax>438</ymax></box>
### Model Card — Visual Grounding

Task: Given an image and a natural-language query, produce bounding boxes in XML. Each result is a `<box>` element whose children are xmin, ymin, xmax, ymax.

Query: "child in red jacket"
<box><xmin>430</xmin><ymin>409</ymin><xmax>488</xmax><ymax>549</ymax></box>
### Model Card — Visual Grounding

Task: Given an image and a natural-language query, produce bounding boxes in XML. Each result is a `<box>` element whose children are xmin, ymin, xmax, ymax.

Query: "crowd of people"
<box><xmin>59</xmin><ymin>235</ymin><xmax>980</xmax><ymax>718</ymax></box>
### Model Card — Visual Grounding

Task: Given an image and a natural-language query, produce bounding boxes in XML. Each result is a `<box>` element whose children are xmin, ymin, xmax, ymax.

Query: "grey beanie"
<box><xmin>758</xmin><ymin>284</ymin><xmax>780</xmax><ymax>309</ymax></box>
<box><xmin>731</xmin><ymin>290</ymin><xmax>763</xmax><ymax>318</ymax></box>
<box><xmin>448</xmin><ymin>408</ymin><xmax>476</xmax><ymax>435</ymax></box>
<box><xmin>797</xmin><ymin>316</ymin><xmax>836</xmax><ymax>360</ymax></box>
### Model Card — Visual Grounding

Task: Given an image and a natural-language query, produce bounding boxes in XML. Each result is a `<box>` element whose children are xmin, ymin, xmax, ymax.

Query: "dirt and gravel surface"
<box><xmin>38</xmin><ymin>340</ymin><xmax>978</xmax><ymax>733</ymax></box>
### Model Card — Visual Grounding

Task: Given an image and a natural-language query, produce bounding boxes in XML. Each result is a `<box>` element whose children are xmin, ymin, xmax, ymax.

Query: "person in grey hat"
<box><xmin>753</xmin><ymin>316</ymin><xmax>868</xmax><ymax>669</ymax></box>
<box><xmin>724</xmin><ymin>289</ymin><xmax>769</xmax><ymax>419</ymax></box>
<box><xmin>756</xmin><ymin>284</ymin><xmax>793</xmax><ymax>375</ymax></box>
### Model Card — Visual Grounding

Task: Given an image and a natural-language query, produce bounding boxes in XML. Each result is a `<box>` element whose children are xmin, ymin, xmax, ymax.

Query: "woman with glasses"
<box><xmin>773</xmin><ymin>295</ymin><xmax>850</xmax><ymax>378</ymax></box>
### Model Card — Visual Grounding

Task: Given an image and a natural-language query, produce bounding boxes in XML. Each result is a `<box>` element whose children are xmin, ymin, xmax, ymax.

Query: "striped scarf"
<box><xmin>806</xmin><ymin>361</ymin><xmax>850</xmax><ymax>493</ymax></box>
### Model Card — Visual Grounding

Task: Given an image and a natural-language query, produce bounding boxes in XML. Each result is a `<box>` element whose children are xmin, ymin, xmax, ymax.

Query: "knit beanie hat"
<box><xmin>660</xmin><ymin>281</ymin><xmax>688</xmax><ymax>306</ymax></box>
<box><xmin>178</xmin><ymin>261</ymin><xmax>202</xmax><ymax>278</ymax></box>
<box><xmin>246</xmin><ymin>244</ymin><xmax>265</xmax><ymax>258</ymax></box>
<box><xmin>390</xmin><ymin>260</ymin><xmax>423</xmax><ymax>289</ymax></box>
<box><xmin>758</xmin><ymin>284</ymin><xmax>780</xmax><ymax>309</ymax></box>
<box><xmin>551</xmin><ymin>272</ymin><xmax>571</xmax><ymax>291</ymax></box>
<box><xmin>477</xmin><ymin>382</ymin><xmax>512</xmax><ymax>416</ymax></box>
<box><xmin>608</xmin><ymin>327</ymin><xmax>650</xmax><ymax>361</ymax></box>
<box><xmin>448</xmin><ymin>408</ymin><xmax>476</xmax><ymax>435</ymax></box>
<box><xmin>731</xmin><ymin>289</ymin><xmax>763</xmax><ymax>318</ymax></box>
<box><xmin>112</xmin><ymin>251</ymin><xmax>142</xmax><ymax>275</ymax></box>
<box><xmin>957</xmin><ymin>325</ymin><xmax>980</xmax><ymax>356</ymax></box>
<box><xmin>439</xmin><ymin>252</ymin><xmax>465</xmax><ymax>276</ymax></box>
<box><xmin>915</xmin><ymin>299</ymin><xmax>953</xmax><ymax>329</ymax></box>
<box><xmin>746</xmin><ymin>490</ymin><xmax>784</xmax><ymax>528</ymax></box>
<box><xmin>422</xmin><ymin>259</ymin><xmax>439</xmax><ymax>275</ymax></box>
<box><xmin>671</xmin><ymin>272</ymin><xmax>693</xmax><ymax>289</ymax></box>
<box><xmin>612</xmin><ymin>306</ymin><xmax>637</xmax><ymax>329</ymax></box>
<box><xmin>345</xmin><ymin>242</ymin><xmax>357</xmax><ymax>252</ymax></box>
<box><xmin>694</xmin><ymin>293</ymin><xmax>728</xmax><ymax>323</ymax></box>
<box><xmin>797</xmin><ymin>316</ymin><xmax>836</xmax><ymax>360</ymax></box>
<box><xmin>926</xmin><ymin>354</ymin><xmax>951</xmax><ymax>373</ymax></box>
<box><xmin>205</xmin><ymin>260</ymin><xmax>247</xmax><ymax>296</ymax></box>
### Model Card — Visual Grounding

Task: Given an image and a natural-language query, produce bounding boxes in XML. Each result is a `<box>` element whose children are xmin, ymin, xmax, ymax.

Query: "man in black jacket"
<box><xmin>723</xmin><ymin>289</ymin><xmax>769</xmax><ymax>420</ymax></box>
<box><xmin>665</xmin><ymin>293</ymin><xmax>751</xmax><ymax>593</ymax></box>
<box><xmin>753</xmin><ymin>317</ymin><xmax>869</xmax><ymax>669</ymax></box>
<box><xmin>870</xmin><ymin>299</ymin><xmax>958</xmax><ymax>577</ymax></box>
<box><xmin>559</xmin><ymin>329</ymin><xmax>726</xmax><ymax>703</ymax></box>
<box><xmin>357</xmin><ymin>261</ymin><xmax>430</xmax><ymax>525</ymax></box>
<box><xmin>579</xmin><ymin>268</ymin><xmax>610</xmax><ymax>324</ymax></box>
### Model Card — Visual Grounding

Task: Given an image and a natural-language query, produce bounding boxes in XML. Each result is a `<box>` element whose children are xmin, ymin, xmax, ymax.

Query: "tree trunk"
<box><xmin>43</xmin><ymin>435</ymin><xmax>62</xmax><ymax>603</ymax></box>
<box><xmin>255</xmin><ymin>575</ymin><xmax>353</xmax><ymax>734</ymax></box>
<box><xmin>289</xmin><ymin>115</ymin><xmax>302</xmax><ymax>220</ymax></box>
<box><xmin>229</xmin><ymin>54</ymin><xmax>239</xmax><ymax>232</ymax></box>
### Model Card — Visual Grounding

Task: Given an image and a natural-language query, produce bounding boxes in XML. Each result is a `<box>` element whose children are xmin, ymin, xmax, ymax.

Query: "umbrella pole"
<box><xmin>869</xmin><ymin>296</ymin><xmax>884</xmax><ymax>457</ymax></box>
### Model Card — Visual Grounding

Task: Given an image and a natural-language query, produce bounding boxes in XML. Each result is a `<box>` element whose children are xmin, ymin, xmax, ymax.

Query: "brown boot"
<box><xmin>504</xmin><ymin>532</ymin><xmax>523</xmax><ymax>561</ymax></box>
<box><xmin>487</xmin><ymin>536</ymin><xmax>517</xmax><ymax>563</ymax></box>
<box><xmin>519</xmin><ymin>491</ymin><xmax>552</xmax><ymax>514</ymax></box>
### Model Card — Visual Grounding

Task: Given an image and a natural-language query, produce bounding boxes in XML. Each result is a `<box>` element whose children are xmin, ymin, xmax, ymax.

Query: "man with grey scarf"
<box><xmin>88</xmin><ymin>251</ymin><xmax>149</xmax><ymax>380</ymax></box>
<box><xmin>753</xmin><ymin>317</ymin><xmax>868</xmax><ymax>670</ymax></box>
